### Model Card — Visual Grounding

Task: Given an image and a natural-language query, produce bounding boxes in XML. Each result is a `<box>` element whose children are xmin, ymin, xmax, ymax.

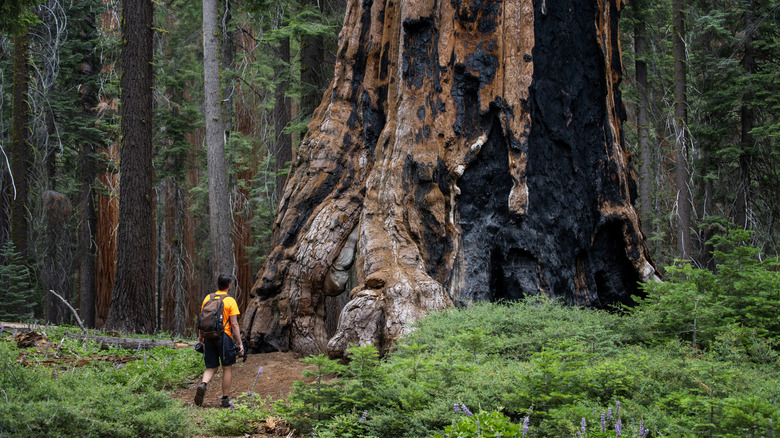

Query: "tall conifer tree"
<box><xmin>105</xmin><ymin>0</ymin><xmax>156</xmax><ymax>333</ymax></box>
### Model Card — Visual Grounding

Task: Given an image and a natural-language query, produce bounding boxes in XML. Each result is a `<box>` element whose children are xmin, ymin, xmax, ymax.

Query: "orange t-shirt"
<box><xmin>201</xmin><ymin>291</ymin><xmax>240</xmax><ymax>339</ymax></box>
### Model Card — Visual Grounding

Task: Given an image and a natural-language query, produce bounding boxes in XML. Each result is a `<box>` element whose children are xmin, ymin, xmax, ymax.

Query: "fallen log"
<box><xmin>64</xmin><ymin>333</ymin><xmax>193</xmax><ymax>351</ymax></box>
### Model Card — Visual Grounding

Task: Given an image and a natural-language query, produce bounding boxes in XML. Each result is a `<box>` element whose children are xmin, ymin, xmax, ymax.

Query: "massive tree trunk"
<box><xmin>203</xmin><ymin>0</ymin><xmax>234</xmax><ymax>281</ymax></box>
<box><xmin>243</xmin><ymin>0</ymin><xmax>658</xmax><ymax>357</ymax></box>
<box><xmin>105</xmin><ymin>0</ymin><xmax>156</xmax><ymax>333</ymax></box>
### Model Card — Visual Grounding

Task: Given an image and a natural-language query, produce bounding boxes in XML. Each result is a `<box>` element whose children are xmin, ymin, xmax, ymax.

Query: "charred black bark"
<box><xmin>244</xmin><ymin>0</ymin><xmax>656</xmax><ymax>357</ymax></box>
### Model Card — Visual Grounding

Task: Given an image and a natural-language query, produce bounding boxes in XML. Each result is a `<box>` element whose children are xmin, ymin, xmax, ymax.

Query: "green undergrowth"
<box><xmin>273</xmin><ymin>232</ymin><xmax>780</xmax><ymax>438</ymax></box>
<box><xmin>0</xmin><ymin>329</ymin><xmax>202</xmax><ymax>438</ymax></box>
<box><xmin>276</xmin><ymin>295</ymin><xmax>780</xmax><ymax>438</ymax></box>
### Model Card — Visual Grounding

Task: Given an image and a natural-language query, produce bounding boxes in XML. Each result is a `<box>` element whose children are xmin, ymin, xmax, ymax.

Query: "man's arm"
<box><xmin>229</xmin><ymin>315</ymin><xmax>244</xmax><ymax>356</ymax></box>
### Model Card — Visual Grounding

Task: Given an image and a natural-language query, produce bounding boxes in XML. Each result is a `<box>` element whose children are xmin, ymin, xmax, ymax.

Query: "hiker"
<box><xmin>194</xmin><ymin>274</ymin><xmax>244</xmax><ymax>407</ymax></box>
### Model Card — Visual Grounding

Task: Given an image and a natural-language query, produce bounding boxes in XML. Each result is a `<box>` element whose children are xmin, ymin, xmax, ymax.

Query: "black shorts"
<box><xmin>203</xmin><ymin>333</ymin><xmax>237</xmax><ymax>368</ymax></box>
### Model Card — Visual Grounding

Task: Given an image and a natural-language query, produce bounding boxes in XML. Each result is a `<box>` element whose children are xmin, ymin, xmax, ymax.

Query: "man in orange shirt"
<box><xmin>194</xmin><ymin>274</ymin><xmax>245</xmax><ymax>407</ymax></box>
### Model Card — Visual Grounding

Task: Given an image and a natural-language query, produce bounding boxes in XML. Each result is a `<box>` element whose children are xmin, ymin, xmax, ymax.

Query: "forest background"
<box><xmin>0</xmin><ymin>0</ymin><xmax>779</xmax><ymax>334</ymax></box>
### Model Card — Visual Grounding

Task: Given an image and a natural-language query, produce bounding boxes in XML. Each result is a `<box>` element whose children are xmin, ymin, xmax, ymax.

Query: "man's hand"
<box><xmin>238</xmin><ymin>345</ymin><xmax>245</xmax><ymax>357</ymax></box>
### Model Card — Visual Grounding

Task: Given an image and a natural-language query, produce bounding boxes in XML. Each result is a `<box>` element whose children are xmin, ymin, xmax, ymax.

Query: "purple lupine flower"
<box><xmin>461</xmin><ymin>404</ymin><xmax>473</xmax><ymax>416</ymax></box>
<box><xmin>522</xmin><ymin>416</ymin><xmax>530</xmax><ymax>438</ymax></box>
<box><xmin>607</xmin><ymin>407</ymin><xmax>612</xmax><ymax>422</ymax></box>
<box><xmin>257</xmin><ymin>366</ymin><xmax>263</xmax><ymax>377</ymax></box>
<box><xmin>360</xmin><ymin>411</ymin><xmax>367</xmax><ymax>423</ymax></box>
<box><xmin>639</xmin><ymin>421</ymin><xmax>645</xmax><ymax>437</ymax></box>
<box><xmin>136</xmin><ymin>342</ymin><xmax>142</xmax><ymax>356</ymax></box>
<box><xmin>581</xmin><ymin>417</ymin><xmax>586</xmax><ymax>434</ymax></box>
<box><xmin>614</xmin><ymin>418</ymin><xmax>622</xmax><ymax>437</ymax></box>
<box><xmin>616</xmin><ymin>401</ymin><xmax>621</xmax><ymax>417</ymax></box>
<box><xmin>601</xmin><ymin>411</ymin><xmax>606</xmax><ymax>432</ymax></box>
<box><xmin>454</xmin><ymin>403</ymin><xmax>460</xmax><ymax>414</ymax></box>
<box><xmin>116</xmin><ymin>363</ymin><xmax>122</xmax><ymax>370</ymax></box>
<box><xmin>0</xmin><ymin>323</ymin><xmax>4</xmax><ymax>333</ymax></box>
<box><xmin>247</xmin><ymin>390</ymin><xmax>252</xmax><ymax>397</ymax></box>
<box><xmin>577</xmin><ymin>432</ymin><xmax>581</xmax><ymax>438</ymax></box>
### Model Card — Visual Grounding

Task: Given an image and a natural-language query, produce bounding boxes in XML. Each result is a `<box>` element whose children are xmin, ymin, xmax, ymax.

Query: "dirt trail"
<box><xmin>171</xmin><ymin>351</ymin><xmax>314</xmax><ymax>409</ymax></box>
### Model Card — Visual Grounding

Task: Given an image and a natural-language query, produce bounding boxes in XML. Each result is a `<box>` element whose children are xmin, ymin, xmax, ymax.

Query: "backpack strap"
<box><xmin>211</xmin><ymin>293</ymin><xmax>228</xmax><ymax>330</ymax></box>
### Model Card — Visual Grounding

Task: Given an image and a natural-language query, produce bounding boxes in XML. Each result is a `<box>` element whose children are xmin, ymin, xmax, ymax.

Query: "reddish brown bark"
<box><xmin>94</xmin><ymin>0</ymin><xmax>120</xmax><ymax>330</ymax></box>
<box><xmin>243</xmin><ymin>0</ymin><xmax>657</xmax><ymax>357</ymax></box>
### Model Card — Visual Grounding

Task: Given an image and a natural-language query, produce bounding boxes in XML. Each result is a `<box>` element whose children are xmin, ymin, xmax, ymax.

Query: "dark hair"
<box><xmin>217</xmin><ymin>274</ymin><xmax>233</xmax><ymax>291</ymax></box>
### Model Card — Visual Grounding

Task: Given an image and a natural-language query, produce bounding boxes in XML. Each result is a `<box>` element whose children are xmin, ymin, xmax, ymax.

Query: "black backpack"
<box><xmin>198</xmin><ymin>293</ymin><xmax>226</xmax><ymax>339</ymax></box>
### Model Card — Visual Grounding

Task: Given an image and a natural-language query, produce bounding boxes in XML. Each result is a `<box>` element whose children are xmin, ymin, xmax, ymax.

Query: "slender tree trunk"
<box><xmin>10</xmin><ymin>30</ymin><xmax>31</xmax><ymax>260</ymax></box>
<box><xmin>673</xmin><ymin>0</ymin><xmax>692</xmax><ymax>259</ymax></box>
<box><xmin>78</xmin><ymin>9</ymin><xmax>100</xmax><ymax>328</ymax></box>
<box><xmin>273</xmin><ymin>35</ymin><xmax>292</xmax><ymax>203</ymax></box>
<box><xmin>94</xmin><ymin>0</ymin><xmax>120</xmax><ymax>330</ymax></box>
<box><xmin>203</xmin><ymin>0</ymin><xmax>233</xmax><ymax>281</ymax></box>
<box><xmin>243</xmin><ymin>0</ymin><xmax>658</xmax><ymax>357</ymax></box>
<box><xmin>736</xmin><ymin>2</ymin><xmax>754</xmax><ymax>230</ymax></box>
<box><xmin>105</xmin><ymin>0</ymin><xmax>156</xmax><ymax>333</ymax></box>
<box><xmin>79</xmin><ymin>143</ymin><xmax>98</xmax><ymax>327</ymax></box>
<box><xmin>230</xmin><ymin>25</ymin><xmax>260</xmax><ymax>312</ymax></box>
<box><xmin>635</xmin><ymin>19</ymin><xmax>653</xmax><ymax>241</ymax></box>
<box><xmin>300</xmin><ymin>0</ymin><xmax>326</xmax><ymax>119</ymax></box>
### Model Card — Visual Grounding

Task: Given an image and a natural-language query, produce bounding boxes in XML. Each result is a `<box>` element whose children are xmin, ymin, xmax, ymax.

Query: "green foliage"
<box><xmin>276</xmin><ymin>296</ymin><xmax>780</xmax><ymax>438</ymax></box>
<box><xmin>0</xmin><ymin>0</ymin><xmax>42</xmax><ymax>35</ymax></box>
<box><xmin>313</xmin><ymin>412</ymin><xmax>377</xmax><ymax>438</ymax></box>
<box><xmin>432</xmin><ymin>409</ymin><xmax>523</xmax><ymax>438</ymax></box>
<box><xmin>0</xmin><ymin>336</ymin><xmax>196</xmax><ymax>437</ymax></box>
<box><xmin>635</xmin><ymin>229</ymin><xmax>780</xmax><ymax>350</ymax></box>
<box><xmin>276</xmin><ymin>352</ymin><xmax>347</xmax><ymax>432</ymax></box>
<box><xmin>199</xmin><ymin>392</ymin><xmax>272</xmax><ymax>436</ymax></box>
<box><xmin>0</xmin><ymin>240</ymin><xmax>37</xmax><ymax>322</ymax></box>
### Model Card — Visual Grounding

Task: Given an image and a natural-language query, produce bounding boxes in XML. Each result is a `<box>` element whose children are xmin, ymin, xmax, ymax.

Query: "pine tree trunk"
<box><xmin>673</xmin><ymin>0</ymin><xmax>692</xmax><ymax>259</ymax></box>
<box><xmin>105</xmin><ymin>0</ymin><xmax>156</xmax><ymax>333</ymax></box>
<box><xmin>736</xmin><ymin>2</ymin><xmax>754</xmax><ymax>230</ymax></box>
<box><xmin>273</xmin><ymin>35</ymin><xmax>292</xmax><ymax>203</ymax></box>
<box><xmin>10</xmin><ymin>30</ymin><xmax>31</xmax><ymax>260</ymax></box>
<box><xmin>203</xmin><ymin>0</ymin><xmax>234</xmax><ymax>280</ymax></box>
<box><xmin>243</xmin><ymin>0</ymin><xmax>658</xmax><ymax>357</ymax></box>
<box><xmin>635</xmin><ymin>19</ymin><xmax>653</xmax><ymax>242</ymax></box>
<box><xmin>300</xmin><ymin>0</ymin><xmax>327</xmax><ymax>118</ymax></box>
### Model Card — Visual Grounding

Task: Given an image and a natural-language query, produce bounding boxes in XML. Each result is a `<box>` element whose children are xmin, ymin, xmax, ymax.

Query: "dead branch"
<box><xmin>47</xmin><ymin>290</ymin><xmax>87</xmax><ymax>334</ymax></box>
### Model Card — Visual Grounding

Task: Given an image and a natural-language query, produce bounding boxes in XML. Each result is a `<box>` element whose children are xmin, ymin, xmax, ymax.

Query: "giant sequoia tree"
<box><xmin>243</xmin><ymin>0</ymin><xmax>658</xmax><ymax>356</ymax></box>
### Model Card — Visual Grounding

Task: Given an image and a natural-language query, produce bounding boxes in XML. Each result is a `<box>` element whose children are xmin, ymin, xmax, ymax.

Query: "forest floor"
<box><xmin>170</xmin><ymin>351</ymin><xmax>316</xmax><ymax>438</ymax></box>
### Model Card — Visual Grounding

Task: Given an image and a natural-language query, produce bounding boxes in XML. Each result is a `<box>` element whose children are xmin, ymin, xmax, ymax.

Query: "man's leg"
<box><xmin>195</xmin><ymin>367</ymin><xmax>217</xmax><ymax>406</ymax></box>
<box><xmin>202</xmin><ymin>367</ymin><xmax>216</xmax><ymax>384</ymax></box>
<box><xmin>222</xmin><ymin>365</ymin><xmax>232</xmax><ymax>397</ymax></box>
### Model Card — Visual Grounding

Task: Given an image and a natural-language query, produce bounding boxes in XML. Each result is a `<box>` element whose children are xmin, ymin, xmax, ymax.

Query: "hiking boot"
<box><xmin>194</xmin><ymin>382</ymin><xmax>207</xmax><ymax>406</ymax></box>
<box><xmin>221</xmin><ymin>396</ymin><xmax>231</xmax><ymax>408</ymax></box>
